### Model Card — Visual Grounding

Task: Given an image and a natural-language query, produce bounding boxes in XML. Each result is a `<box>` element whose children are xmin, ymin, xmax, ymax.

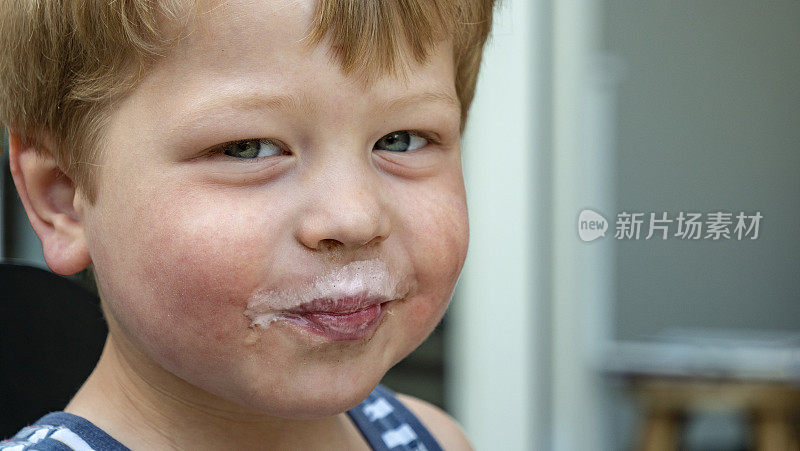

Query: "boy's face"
<box><xmin>79</xmin><ymin>0</ymin><xmax>467</xmax><ymax>416</ymax></box>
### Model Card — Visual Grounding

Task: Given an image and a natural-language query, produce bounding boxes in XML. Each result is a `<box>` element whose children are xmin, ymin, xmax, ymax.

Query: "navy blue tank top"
<box><xmin>0</xmin><ymin>384</ymin><xmax>442</xmax><ymax>450</ymax></box>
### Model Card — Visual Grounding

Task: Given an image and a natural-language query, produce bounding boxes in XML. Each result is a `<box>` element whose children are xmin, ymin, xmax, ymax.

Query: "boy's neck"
<box><xmin>65</xmin><ymin>333</ymin><xmax>369</xmax><ymax>450</ymax></box>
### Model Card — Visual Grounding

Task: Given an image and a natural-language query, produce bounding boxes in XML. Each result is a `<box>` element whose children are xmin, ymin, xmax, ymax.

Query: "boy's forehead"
<box><xmin>191</xmin><ymin>0</ymin><xmax>316</xmax><ymax>60</ymax></box>
<box><xmin>188</xmin><ymin>0</ymin><xmax>455</xmax><ymax>83</ymax></box>
<box><xmin>141</xmin><ymin>0</ymin><xmax>458</xmax><ymax>123</ymax></box>
<box><xmin>179</xmin><ymin>1</ymin><xmax>328</xmax><ymax>75</ymax></box>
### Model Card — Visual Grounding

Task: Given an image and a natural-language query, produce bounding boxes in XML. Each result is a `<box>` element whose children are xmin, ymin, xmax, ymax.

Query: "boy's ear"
<box><xmin>7</xmin><ymin>132</ymin><xmax>92</xmax><ymax>275</ymax></box>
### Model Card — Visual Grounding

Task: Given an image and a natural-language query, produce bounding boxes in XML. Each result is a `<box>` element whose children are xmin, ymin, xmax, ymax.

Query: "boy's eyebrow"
<box><xmin>171</xmin><ymin>89</ymin><xmax>460</xmax><ymax>131</ymax></box>
<box><xmin>381</xmin><ymin>90</ymin><xmax>460</xmax><ymax>113</ymax></box>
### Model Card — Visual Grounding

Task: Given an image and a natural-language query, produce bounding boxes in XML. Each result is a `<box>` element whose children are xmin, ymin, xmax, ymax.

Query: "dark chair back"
<box><xmin>0</xmin><ymin>262</ymin><xmax>107</xmax><ymax>437</ymax></box>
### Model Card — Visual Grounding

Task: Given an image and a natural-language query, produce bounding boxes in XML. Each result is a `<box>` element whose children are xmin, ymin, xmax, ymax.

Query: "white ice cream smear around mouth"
<box><xmin>243</xmin><ymin>259</ymin><xmax>409</xmax><ymax>329</ymax></box>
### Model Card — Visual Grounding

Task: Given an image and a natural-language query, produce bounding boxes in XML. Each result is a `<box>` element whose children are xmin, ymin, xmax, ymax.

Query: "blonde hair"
<box><xmin>0</xmin><ymin>0</ymin><xmax>496</xmax><ymax>203</ymax></box>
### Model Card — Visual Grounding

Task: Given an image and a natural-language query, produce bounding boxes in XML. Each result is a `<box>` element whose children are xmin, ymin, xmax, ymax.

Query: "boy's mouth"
<box><xmin>243</xmin><ymin>259</ymin><xmax>412</xmax><ymax>341</ymax></box>
<box><xmin>280</xmin><ymin>295</ymin><xmax>394</xmax><ymax>341</ymax></box>
<box><xmin>288</xmin><ymin>294</ymin><xmax>390</xmax><ymax>315</ymax></box>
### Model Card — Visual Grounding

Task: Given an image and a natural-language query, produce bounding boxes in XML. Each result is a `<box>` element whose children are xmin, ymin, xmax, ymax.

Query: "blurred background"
<box><xmin>2</xmin><ymin>0</ymin><xmax>799</xmax><ymax>450</ymax></box>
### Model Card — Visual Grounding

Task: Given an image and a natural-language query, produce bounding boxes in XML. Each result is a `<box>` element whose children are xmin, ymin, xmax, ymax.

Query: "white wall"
<box><xmin>449</xmin><ymin>0</ymin><xmax>617</xmax><ymax>449</ymax></box>
<box><xmin>447</xmin><ymin>0</ymin><xmax>540</xmax><ymax>449</ymax></box>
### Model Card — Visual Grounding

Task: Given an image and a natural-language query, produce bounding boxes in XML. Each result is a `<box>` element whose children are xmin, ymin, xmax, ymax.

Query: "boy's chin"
<box><xmin>223</xmin><ymin>373</ymin><xmax>385</xmax><ymax>420</ymax></box>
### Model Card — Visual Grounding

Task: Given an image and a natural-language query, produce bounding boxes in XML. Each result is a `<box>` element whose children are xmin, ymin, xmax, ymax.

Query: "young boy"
<box><xmin>0</xmin><ymin>0</ymin><xmax>495</xmax><ymax>449</ymax></box>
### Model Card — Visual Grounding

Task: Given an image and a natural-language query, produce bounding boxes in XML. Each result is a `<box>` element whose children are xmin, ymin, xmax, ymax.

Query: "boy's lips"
<box><xmin>282</xmin><ymin>294</ymin><xmax>394</xmax><ymax>341</ymax></box>
<box><xmin>287</xmin><ymin>294</ymin><xmax>390</xmax><ymax>315</ymax></box>
<box><xmin>243</xmin><ymin>259</ymin><xmax>414</xmax><ymax>341</ymax></box>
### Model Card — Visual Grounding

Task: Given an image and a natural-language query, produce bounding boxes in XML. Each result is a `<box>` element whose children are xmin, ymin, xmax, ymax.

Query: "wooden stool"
<box><xmin>634</xmin><ymin>378</ymin><xmax>800</xmax><ymax>451</ymax></box>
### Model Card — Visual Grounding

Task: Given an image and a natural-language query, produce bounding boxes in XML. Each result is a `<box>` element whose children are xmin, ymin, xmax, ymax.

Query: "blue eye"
<box><xmin>374</xmin><ymin>131</ymin><xmax>429</xmax><ymax>152</ymax></box>
<box><xmin>222</xmin><ymin>139</ymin><xmax>284</xmax><ymax>159</ymax></box>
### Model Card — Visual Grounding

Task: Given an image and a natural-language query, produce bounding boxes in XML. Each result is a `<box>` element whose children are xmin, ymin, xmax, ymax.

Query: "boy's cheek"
<box><xmin>396</xmin><ymin>181</ymin><xmax>469</xmax><ymax>320</ymax></box>
<box><xmin>89</xmin><ymin>197</ymin><xmax>279</xmax><ymax>348</ymax></box>
<box><xmin>400</xmin><ymin>176</ymin><xmax>469</xmax><ymax>267</ymax></box>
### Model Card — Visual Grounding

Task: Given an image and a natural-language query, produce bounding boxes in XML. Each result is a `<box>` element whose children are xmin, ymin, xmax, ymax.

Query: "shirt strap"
<box><xmin>347</xmin><ymin>384</ymin><xmax>443</xmax><ymax>451</ymax></box>
<box><xmin>0</xmin><ymin>412</ymin><xmax>129</xmax><ymax>451</ymax></box>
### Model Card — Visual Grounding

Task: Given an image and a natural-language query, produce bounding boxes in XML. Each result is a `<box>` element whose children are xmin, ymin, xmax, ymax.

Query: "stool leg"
<box><xmin>753</xmin><ymin>409</ymin><xmax>799</xmax><ymax>451</ymax></box>
<box><xmin>639</xmin><ymin>409</ymin><xmax>682</xmax><ymax>451</ymax></box>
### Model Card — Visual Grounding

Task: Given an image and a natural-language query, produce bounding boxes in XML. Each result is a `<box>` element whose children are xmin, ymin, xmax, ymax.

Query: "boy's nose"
<box><xmin>294</xmin><ymin>167</ymin><xmax>392</xmax><ymax>252</ymax></box>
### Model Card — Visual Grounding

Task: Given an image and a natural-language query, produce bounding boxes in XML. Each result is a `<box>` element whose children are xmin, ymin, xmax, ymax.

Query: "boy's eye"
<box><xmin>374</xmin><ymin>131</ymin><xmax>429</xmax><ymax>152</ymax></box>
<box><xmin>222</xmin><ymin>139</ymin><xmax>284</xmax><ymax>159</ymax></box>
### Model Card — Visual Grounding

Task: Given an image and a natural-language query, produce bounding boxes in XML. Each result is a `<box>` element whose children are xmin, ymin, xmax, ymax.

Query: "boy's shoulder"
<box><xmin>395</xmin><ymin>393</ymin><xmax>473</xmax><ymax>451</ymax></box>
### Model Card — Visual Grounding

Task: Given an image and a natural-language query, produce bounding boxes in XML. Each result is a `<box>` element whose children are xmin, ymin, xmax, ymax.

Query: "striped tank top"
<box><xmin>0</xmin><ymin>384</ymin><xmax>442</xmax><ymax>451</ymax></box>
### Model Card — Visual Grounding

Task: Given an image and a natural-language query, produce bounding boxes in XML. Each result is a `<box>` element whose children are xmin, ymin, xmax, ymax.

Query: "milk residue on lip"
<box><xmin>244</xmin><ymin>259</ymin><xmax>408</xmax><ymax>328</ymax></box>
